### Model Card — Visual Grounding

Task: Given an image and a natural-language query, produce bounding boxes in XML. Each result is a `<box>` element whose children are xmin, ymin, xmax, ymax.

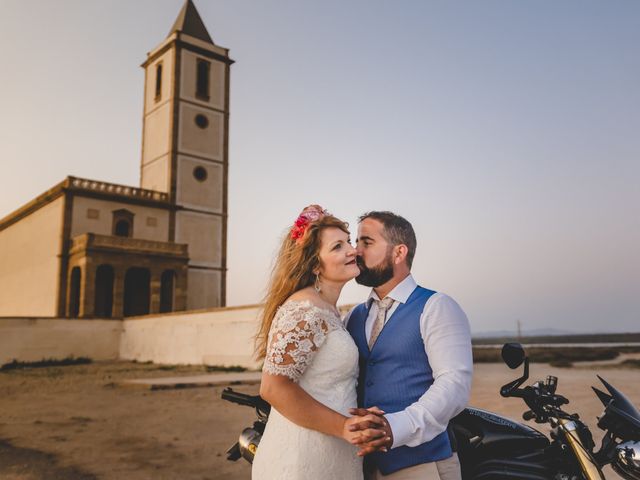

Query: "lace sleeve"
<box><xmin>263</xmin><ymin>302</ymin><xmax>329</xmax><ymax>382</ymax></box>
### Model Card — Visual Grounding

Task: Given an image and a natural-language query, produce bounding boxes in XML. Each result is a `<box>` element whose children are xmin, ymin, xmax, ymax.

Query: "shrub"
<box><xmin>621</xmin><ymin>359</ymin><xmax>640</xmax><ymax>368</ymax></box>
<box><xmin>0</xmin><ymin>357</ymin><xmax>92</xmax><ymax>371</ymax></box>
<box><xmin>205</xmin><ymin>365</ymin><xmax>246</xmax><ymax>372</ymax></box>
<box><xmin>549</xmin><ymin>360</ymin><xmax>573</xmax><ymax>368</ymax></box>
<box><xmin>472</xmin><ymin>347</ymin><xmax>620</xmax><ymax>364</ymax></box>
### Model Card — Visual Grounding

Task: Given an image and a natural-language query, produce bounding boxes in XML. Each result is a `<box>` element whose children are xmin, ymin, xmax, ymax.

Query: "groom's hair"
<box><xmin>359</xmin><ymin>211</ymin><xmax>417</xmax><ymax>268</ymax></box>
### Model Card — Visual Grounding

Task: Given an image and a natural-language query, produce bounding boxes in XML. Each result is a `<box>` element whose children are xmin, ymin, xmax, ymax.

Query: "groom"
<box><xmin>345</xmin><ymin>211</ymin><xmax>473</xmax><ymax>480</ymax></box>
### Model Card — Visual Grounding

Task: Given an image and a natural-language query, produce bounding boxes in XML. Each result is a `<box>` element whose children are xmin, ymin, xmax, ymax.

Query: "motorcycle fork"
<box><xmin>557</xmin><ymin>419</ymin><xmax>605</xmax><ymax>480</ymax></box>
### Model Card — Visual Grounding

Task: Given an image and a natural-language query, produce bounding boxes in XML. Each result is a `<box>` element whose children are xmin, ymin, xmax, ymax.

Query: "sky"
<box><xmin>1</xmin><ymin>0</ymin><xmax>638</xmax><ymax>334</ymax></box>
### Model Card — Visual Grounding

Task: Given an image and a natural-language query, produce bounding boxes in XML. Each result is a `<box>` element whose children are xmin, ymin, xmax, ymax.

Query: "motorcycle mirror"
<box><xmin>502</xmin><ymin>343</ymin><xmax>526</xmax><ymax>369</ymax></box>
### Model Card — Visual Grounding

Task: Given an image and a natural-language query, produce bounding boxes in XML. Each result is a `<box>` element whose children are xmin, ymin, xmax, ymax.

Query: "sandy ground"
<box><xmin>1</xmin><ymin>361</ymin><xmax>638</xmax><ymax>480</ymax></box>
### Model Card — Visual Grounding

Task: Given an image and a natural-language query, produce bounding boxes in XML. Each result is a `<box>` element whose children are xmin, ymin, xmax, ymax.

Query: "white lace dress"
<box><xmin>252</xmin><ymin>300</ymin><xmax>363</xmax><ymax>479</ymax></box>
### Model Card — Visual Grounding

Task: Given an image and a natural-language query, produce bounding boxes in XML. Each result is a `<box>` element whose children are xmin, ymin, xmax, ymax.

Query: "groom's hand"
<box><xmin>348</xmin><ymin>408</ymin><xmax>393</xmax><ymax>456</ymax></box>
<box><xmin>342</xmin><ymin>414</ymin><xmax>386</xmax><ymax>449</ymax></box>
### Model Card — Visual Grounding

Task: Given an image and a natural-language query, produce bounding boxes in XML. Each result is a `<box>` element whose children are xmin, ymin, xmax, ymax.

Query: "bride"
<box><xmin>252</xmin><ymin>205</ymin><xmax>387</xmax><ymax>479</ymax></box>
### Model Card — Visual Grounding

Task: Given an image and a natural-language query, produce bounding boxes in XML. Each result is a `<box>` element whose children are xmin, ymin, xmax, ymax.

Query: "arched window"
<box><xmin>94</xmin><ymin>265</ymin><xmax>114</xmax><ymax>318</ymax></box>
<box><xmin>115</xmin><ymin>220</ymin><xmax>130</xmax><ymax>237</ymax></box>
<box><xmin>196</xmin><ymin>58</ymin><xmax>210</xmax><ymax>100</ymax></box>
<box><xmin>112</xmin><ymin>209</ymin><xmax>134</xmax><ymax>238</ymax></box>
<box><xmin>155</xmin><ymin>62</ymin><xmax>163</xmax><ymax>101</ymax></box>
<box><xmin>123</xmin><ymin>267</ymin><xmax>150</xmax><ymax>317</ymax></box>
<box><xmin>68</xmin><ymin>267</ymin><xmax>81</xmax><ymax>318</ymax></box>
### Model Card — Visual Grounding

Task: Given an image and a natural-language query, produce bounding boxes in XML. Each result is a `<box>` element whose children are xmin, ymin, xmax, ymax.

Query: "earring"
<box><xmin>314</xmin><ymin>273</ymin><xmax>322</xmax><ymax>293</ymax></box>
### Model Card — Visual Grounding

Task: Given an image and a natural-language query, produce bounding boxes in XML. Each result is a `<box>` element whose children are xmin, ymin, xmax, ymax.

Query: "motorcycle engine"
<box><xmin>612</xmin><ymin>441</ymin><xmax>640</xmax><ymax>480</ymax></box>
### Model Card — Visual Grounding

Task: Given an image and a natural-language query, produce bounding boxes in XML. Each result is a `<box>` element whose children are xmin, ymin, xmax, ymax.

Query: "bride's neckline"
<box><xmin>281</xmin><ymin>299</ymin><xmax>340</xmax><ymax>318</ymax></box>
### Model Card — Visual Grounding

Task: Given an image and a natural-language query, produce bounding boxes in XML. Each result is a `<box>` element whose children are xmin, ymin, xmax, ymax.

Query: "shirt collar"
<box><xmin>366</xmin><ymin>274</ymin><xmax>417</xmax><ymax>307</ymax></box>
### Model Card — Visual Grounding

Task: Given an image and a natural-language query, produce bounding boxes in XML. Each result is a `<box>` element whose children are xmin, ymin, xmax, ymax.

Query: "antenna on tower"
<box><xmin>517</xmin><ymin>319</ymin><xmax>522</xmax><ymax>341</ymax></box>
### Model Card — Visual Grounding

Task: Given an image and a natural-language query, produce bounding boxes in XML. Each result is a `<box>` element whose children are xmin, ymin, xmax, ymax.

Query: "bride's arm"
<box><xmin>261</xmin><ymin>373</ymin><xmax>383</xmax><ymax>443</ymax></box>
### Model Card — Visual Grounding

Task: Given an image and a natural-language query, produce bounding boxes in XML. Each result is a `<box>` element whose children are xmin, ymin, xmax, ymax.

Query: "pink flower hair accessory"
<box><xmin>290</xmin><ymin>205</ymin><xmax>330</xmax><ymax>243</ymax></box>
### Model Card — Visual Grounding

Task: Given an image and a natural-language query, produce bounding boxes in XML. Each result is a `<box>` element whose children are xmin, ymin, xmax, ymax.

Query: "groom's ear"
<box><xmin>393</xmin><ymin>245</ymin><xmax>408</xmax><ymax>265</ymax></box>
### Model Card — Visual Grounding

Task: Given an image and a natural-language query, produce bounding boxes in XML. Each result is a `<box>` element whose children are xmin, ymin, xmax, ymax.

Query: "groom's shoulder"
<box><xmin>413</xmin><ymin>282</ymin><xmax>436</xmax><ymax>293</ymax></box>
<box><xmin>414</xmin><ymin>286</ymin><xmax>461</xmax><ymax>308</ymax></box>
<box><xmin>342</xmin><ymin>302</ymin><xmax>368</xmax><ymax>328</ymax></box>
<box><xmin>410</xmin><ymin>284</ymin><xmax>438</xmax><ymax>302</ymax></box>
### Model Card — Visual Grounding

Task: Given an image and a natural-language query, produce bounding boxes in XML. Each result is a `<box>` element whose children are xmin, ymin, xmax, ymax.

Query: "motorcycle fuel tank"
<box><xmin>452</xmin><ymin>407</ymin><xmax>549</xmax><ymax>457</ymax></box>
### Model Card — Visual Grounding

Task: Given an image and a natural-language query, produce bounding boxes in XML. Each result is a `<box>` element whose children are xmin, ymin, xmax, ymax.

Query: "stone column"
<box><xmin>149</xmin><ymin>268</ymin><xmax>162</xmax><ymax>314</ymax></box>
<box><xmin>65</xmin><ymin>263</ymin><xmax>79</xmax><ymax>318</ymax></box>
<box><xmin>80</xmin><ymin>258</ymin><xmax>96</xmax><ymax>318</ymax></box>
<box><xmin>112</xmin><ymin>265</ymin><xmax>125</xmax><ymax>318</ymax></box>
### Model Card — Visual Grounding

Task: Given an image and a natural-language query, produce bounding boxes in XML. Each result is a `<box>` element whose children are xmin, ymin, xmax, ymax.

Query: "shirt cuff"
<box><xmin>385</xmin><ymin>411</ymin><xmax>414</xmax><ymax>449</ymax></box>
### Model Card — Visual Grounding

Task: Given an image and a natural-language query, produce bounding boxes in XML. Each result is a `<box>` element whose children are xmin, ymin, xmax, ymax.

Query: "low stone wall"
<box><xmin>0</xmin><ymin>306</ymin><xmax>262</xmax><ymax>370</ymax></box>
<box><xmin>119</xmin><ymin>305</ymin><xmax>262</xmax><ymax>369</ymax></box>
<box><xmin>0</xmin><ymin>318</ymin><xmax>122</xmax><ymax>366</ymax></box>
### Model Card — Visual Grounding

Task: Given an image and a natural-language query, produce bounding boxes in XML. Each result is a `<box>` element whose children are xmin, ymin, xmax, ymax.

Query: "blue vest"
<box><xmin>347</xmin><ymin>286</ymin><xmax>452</xmax><ymax>475</ymax></box>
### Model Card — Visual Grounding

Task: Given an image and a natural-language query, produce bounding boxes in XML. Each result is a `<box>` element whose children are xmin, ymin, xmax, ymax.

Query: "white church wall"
<box><xmin>140</xmin><ymin>48</ymin><xmax>174</xmax><ymax>193</ymax></box>
<box><xmin>175</xmin><ymin>211</ymin><xmax>222</xmax><ymax>266</ymax></box>
<box><xmin>178</xmin><ymin>104</ymin><xmax>224</xmax><ymax>159</ymax></box>
<box><xmin>186</xmin><ymin>269</ymin><xmax>221</xmax><ymax>310</ymax></box>
<box><xmin>143</xmin><ymin>102</ymin><xmax>172</xmax><ymax>162</ymax></box>
<box><xmin>0</xmin><ymin>197</ymin><xmax>64</xmax><ymax>316</ymax></box>
<box><xmin>140</xmin><ymin>155</ymin><xmax>170</xmax><ymax>193</ymax></box>
<box><xmin>175</xmin><ymin>155</ymin><xmax>224</xmax><ymax>213</ymax></box>
<box><xmin>71</xmin><ymin>197</ymin><xmax>170</xmax><ymax>241</ymax></box>
<box><xmin>144</xmin><ymin>49</ymin><xmax>174</xmax><ymax>110</ymax></box>
<box><xmin>119</xmin><ymin>305</ymin><xmax>262</xmax><ymax>369</ymax></box>
<box><xmin>0</xmin><ymin>318</ymin><xmax>122</xmax><ymax>366</ymax></box>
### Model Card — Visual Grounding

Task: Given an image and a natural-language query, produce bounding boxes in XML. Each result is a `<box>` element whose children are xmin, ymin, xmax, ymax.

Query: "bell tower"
<box><xmin>140</xmin><ymin>0</ymin><xmax>233</xmax><ymax>309</ymax></box>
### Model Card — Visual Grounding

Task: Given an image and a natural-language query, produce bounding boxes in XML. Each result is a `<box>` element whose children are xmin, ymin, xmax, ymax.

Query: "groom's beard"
<box><xmin>355</xmin><ymin>254</ymin><xmax>394</xmax><ymax>287</ymax></box>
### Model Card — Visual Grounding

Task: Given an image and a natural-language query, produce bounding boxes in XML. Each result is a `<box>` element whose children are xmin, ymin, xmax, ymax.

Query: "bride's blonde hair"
<box><xmin>255</xmin><ymin>207</ymin><xmax>349</xmax><ymax>360</ymax></box>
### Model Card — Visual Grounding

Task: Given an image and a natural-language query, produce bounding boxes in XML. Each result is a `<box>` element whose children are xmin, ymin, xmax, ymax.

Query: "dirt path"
<box><xmin>1</xmin><ymin>361</ymin><xmax>638</xmax><ymax>479</ymax></box>
<box><xmin>0</xmin><ymin>362</ymin><xmax>254</xmax><ymax>480</ymax></box>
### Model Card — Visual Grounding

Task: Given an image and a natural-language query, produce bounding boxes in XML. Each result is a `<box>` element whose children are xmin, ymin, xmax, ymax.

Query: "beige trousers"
<box><xmin>366</xmin><ymin>453</ymin><xmax>462</xmax><ymax>480</ymax></box>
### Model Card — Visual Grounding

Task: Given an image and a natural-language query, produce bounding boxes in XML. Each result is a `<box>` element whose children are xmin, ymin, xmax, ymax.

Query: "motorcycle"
<box><xmin>221</xmin><ymin>342</ymin><xmax>640</xmax><ymax>479</ymax></box>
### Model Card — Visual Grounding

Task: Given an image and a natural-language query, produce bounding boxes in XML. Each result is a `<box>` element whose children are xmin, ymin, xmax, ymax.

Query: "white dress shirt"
<box><xmin>344</xmin><ymin>274</ymin><xmax>473</xmax><ymax>449</ymax></box>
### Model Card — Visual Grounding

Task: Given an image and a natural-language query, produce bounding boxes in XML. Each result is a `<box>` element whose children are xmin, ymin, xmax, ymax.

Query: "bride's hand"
<box><xmin>347</xmin><ymin>407</ymin><xmax>394</xmax><ymax>456</ymax></box>
<box><xmin>341</xmin><ymin>415</ymin><xmax>386</xmax><ymax>448</ymax></box>
<box><xmin>349</xmin><ymin>406</ymin><xmax>385</xmax><ymax>417</ymax></box>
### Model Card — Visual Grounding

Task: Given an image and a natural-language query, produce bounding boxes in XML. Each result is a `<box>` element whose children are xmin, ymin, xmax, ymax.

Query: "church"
<box><xmin>0</xmin><ymin>0</ymin><xmax>232</xmax><ymax>319</ymax></box>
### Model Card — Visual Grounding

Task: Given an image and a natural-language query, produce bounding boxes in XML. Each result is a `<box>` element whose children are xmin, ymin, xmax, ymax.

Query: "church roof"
<box><xmin>168</xmin><ymin>0</ymin><xmax>214</xmax><ymax>44</ymax></box>
<box><xmin>0</xmin><ymin>177</ymin><xmax>171</xmax><ymax>233</ymax></box>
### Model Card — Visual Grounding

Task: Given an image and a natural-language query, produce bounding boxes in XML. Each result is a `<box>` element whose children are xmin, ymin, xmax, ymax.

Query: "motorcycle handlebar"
<box><xmin>221</xmin><ymin>388</ymin><xmax>271</xmax><ymax>414</ymax></box>
<box><xmin>221</xmin><ymin>388</ymin><xmax>259</xmax><ymax>407</ymax></box>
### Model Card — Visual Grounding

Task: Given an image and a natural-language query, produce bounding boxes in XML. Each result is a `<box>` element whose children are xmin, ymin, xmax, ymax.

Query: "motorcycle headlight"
<box><xmin>612</xmin><ymin>441</ymin><xmax>640</xmax><ymax>480</ymax></box>
<box><xmin>238</xmin><ymin>427</ymin><xmax>262</xmax><ymax>464</ymax></box>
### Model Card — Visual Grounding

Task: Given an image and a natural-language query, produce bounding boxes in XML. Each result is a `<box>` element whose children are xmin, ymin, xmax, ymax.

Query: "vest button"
<box><xmin>368</xmin><ymin>361</ymin><xmax>375</xmax><ymax>366</ymax></box>
<box><xmin>366</xmin><ymin>380</ymin><xmax>374</xmax><ymax>387</ymax></box>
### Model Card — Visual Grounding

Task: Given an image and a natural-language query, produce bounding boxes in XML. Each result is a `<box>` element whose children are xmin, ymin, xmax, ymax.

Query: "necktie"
<box><xmin>368</xmin><ymin>297</ymin><xmax>394</xmax><ymax>349</ymax></box>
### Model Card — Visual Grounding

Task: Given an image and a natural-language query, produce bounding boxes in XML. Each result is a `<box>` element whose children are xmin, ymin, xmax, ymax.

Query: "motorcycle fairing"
<box><xmin>594</xmin><ymin>376</ymin><xmax>640</xmax><ymax>441</ymax></box>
